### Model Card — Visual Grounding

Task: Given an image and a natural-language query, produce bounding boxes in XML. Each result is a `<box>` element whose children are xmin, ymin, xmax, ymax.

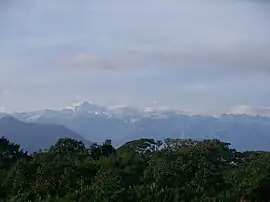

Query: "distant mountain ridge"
<box><xmin>228</xmin><ymin>105</ymin><xmax>270</xmax><ymax>117</ymax></box>
<box><xmin>8</xmin><ymin>101</ymin><xmax>190</xmax><ymax>121</ymax></box>
<box><xmin>2</xmin><ymin>101</ymin><xmax>270</xmax><ymax>151</ymax></box>
<box><xmin>0</xmin><ymin>116</ymin><xmax>91</xmax><ymax>153</ymax></box>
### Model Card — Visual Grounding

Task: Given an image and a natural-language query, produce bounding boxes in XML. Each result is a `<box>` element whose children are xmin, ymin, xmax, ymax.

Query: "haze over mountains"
<box><xmin>1</xmin><ymin>101</ymin><xmax>270</xmax><ymax>151</ymax></box>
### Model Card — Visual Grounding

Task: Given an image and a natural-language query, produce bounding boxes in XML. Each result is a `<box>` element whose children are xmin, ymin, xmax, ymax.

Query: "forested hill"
<box><xmin>1</xmin><ymin>137</ymin><xmax>270</xmax><ymax>202</ymax></box>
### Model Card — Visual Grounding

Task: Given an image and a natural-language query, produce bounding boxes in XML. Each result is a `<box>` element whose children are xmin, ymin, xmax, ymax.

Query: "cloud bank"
<box><xmin>53</xmin><ymin>0</ymin><xmax>270</xmax><ymax>75</ymax></box>
<box><xmin>60</xmin><ymin>47</ymin><xmax>270</xmax><ymax>73</ymax></box>
<box><xmin>1</xmin><ymin>0</ymin><xmax>270</xmax><ymax>112</ymax></box>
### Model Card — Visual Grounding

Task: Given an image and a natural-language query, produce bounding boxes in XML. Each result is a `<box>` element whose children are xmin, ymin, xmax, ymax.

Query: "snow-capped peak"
<box><xmin>107</xmin><ymin>105</ymin><xmax>129</xmax><ymax>110</ymax></box>
<box><xmin>65</xmin><ymin>101</ymin><xmax>96</xmax><ymax>111</ymax></box>
<box><xmin>143</xmin><ymin>106</ymin><xmax>170</xmax><ymax>113</ymax></box>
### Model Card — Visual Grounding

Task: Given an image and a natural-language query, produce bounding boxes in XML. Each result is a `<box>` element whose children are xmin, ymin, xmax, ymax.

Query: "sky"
<box><xmin>0</xmin><ymin>0</ymin><xmax>270</xmax><ymax>113</ymax></box>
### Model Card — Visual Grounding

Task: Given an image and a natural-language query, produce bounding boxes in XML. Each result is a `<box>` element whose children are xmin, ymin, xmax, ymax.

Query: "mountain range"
<box><xmin>1</xmin><ymin>101</ymin><xmax>270</xmax><ymax>151</ymax></box>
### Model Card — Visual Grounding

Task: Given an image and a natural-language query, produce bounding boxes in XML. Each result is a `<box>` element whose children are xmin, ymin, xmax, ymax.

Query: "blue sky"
<box><xmin>0</xmin><ymin>0</ymin><xmax>270</xmax><ymax>113</ymax></box>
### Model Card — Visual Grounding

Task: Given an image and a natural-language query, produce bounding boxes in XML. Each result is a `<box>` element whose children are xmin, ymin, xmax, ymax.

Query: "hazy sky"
<box><xmin>0</xmin><ymin>0</ymin><xmax>270</xmax><ymax>113</ymax></box>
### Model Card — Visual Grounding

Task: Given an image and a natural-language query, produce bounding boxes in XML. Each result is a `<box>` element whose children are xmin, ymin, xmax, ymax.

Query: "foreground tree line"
<box><xmin>0</xmin><ymin>137</ymin><xmax>270</xmax><ymax>202</ymax></box>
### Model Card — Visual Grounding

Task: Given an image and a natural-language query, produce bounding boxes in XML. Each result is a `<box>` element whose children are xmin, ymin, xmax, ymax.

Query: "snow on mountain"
<box><xmin>64</xmin><ymin>101</ymin><xmax>105</xmax><ymax>112</ymax></box>
<box><xmin>228</xmin><ymin>105</ymin><xmax>270</xmax><ymax>117</ymax></box>
<box><xmin>142</xmin><ymin>106</ymin><xmax>190</xmax><ymax>119</ymax></box>
<box><xmin>13</xmin><ymin>101</ymin><xmax>189</xmax><ymax>121</ymax></box>
<box><xmin>107</xmin><ymin>105</ymin><xmax>141</xmax><ymax>119</ymax></box>
<box><xmin>10</xmin><ymin>102</ymin><xmax>270</xmax><ymax>123</ymax></box>
<box><xmin>12</xmin><ymin>101</ymin><xmax>109</xmax><ymax>121</ymax></box>
<box><xmin>4</xmin><ymin>101</ymin><xmax>270</xmax><ymax>151</ymax></box>
<box><xmin>62</xmin><ymin>101</ymin><xmax>108</xmax><ymax>117</ymax></box>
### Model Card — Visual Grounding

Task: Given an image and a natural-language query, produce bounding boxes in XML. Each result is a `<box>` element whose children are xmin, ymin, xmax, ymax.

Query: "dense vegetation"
<box><xmin>1</xmin><ymin>136</ymin><xmax>270</xmax><ymax>202</ymax></box>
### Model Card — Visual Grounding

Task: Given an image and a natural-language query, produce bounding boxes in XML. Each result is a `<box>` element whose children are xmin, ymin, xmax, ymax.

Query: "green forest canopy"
<box><xmin>1</xmin><ymin>136</ymin><xmax>270</xmax><ymax>202</ymax></box>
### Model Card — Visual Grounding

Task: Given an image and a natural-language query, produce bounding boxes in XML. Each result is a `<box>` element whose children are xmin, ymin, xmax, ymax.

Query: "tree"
<box><xmin>1</xmin><ymin>137</ymin><xmax>270</xmax><ymax>201</ymax></box>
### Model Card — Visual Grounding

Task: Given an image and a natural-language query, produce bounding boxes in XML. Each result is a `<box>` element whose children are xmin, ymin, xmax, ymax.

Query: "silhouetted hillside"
<box><xmin>0</xmin><ymin>116</ymin><xmax>91</xmax><ymax>152</ymax></box>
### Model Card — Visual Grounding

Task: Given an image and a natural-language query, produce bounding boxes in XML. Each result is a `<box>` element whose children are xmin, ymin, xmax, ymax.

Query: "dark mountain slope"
<box><xmin>0</xmin><ymin>116</ymin><xmax>91</xmax><ymax>152</ymax></box>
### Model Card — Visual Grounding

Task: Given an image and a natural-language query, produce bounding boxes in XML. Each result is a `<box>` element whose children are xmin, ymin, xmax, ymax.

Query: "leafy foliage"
<box><xmin>0</xmin><ymin>136</ymin><xmax>269</xmax><ymax>202</ymax></box>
